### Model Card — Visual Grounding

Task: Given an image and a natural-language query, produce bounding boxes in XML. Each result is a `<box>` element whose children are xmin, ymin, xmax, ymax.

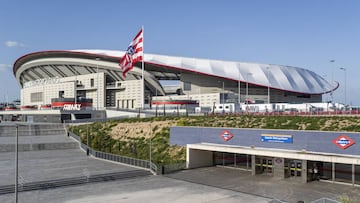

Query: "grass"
<box><xmin>69</xmin><ymin>115</ymin><xmax>360</xmax><ymax>165</ymax></box>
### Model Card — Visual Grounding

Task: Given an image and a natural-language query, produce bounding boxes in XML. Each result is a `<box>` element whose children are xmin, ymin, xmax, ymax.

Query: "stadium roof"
<box><xmin>13</xmin><ymin>49</ymin><xmax>338</xmax><ymax>95</ymax></box>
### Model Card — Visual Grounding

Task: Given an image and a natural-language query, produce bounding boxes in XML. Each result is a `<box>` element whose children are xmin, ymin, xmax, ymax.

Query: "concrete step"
<box><xmin>0</xmin><ymin>170</ymin><xmax>152</xmax><ymax>195</ymax></box>
<box><xmin>0</xmin><ymin>123</ymin><xmax>66</xmax><ymax>137</ymax></box>
<box><xmin>0</xmin><ymin>149</ymin><xmax>149</xmax><ymax>187</ymax></box>
<box><xmin>0</xmin><ymin>135</ymin><xmax>78</xmax><ymax>152</ymax></box>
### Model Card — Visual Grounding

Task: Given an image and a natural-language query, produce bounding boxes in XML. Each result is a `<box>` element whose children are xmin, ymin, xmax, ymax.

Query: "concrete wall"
<box><xmin>187</xmin><ymin>148</ymin><xmax>213</xmax><ymax>169</ymax></box>
<box><xmin>21</xmin><ymin>73</ymin><xmax>106</xmax><ymax>109</ymax></box>
<box><xmin>273</xmin><ymin>158</ymin><xmax>285</xmax><ymax>179</ymax></box>
<box><xmin>116</xmin><ymin>80</ymin><xmax>142</xmax><ymax>109</ymax></box>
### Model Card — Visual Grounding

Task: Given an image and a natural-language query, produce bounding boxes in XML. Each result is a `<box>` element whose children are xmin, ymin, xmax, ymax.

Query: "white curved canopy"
<box><xmin>72</xmin><ymin>49</ymin><xmax>337</xmax><ymax>94</ymax></box>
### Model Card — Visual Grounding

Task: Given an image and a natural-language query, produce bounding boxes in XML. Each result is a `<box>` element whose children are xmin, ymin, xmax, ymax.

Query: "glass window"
<box><xmin>183</xmin><ymin>82</ymin><xmax>191</xmax><ymax>91</ymax></box>
<box><xmin>59</xmin><ymin>91</ymin><xmax>64</xmax><ymax>98</ymax></box>
<box><xmin>30</xmin><ymin>92</ymin><xmax>43</xmax><ymax>102</ymax></box>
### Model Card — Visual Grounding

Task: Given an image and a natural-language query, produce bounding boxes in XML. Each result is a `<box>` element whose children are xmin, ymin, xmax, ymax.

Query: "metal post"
<box><xmin>246</xmin><ymin>73</ymin><xmax>252</xmax><ymax>109</ymax></box>
<box><xmin>340</xmin><ymin>67</ymin><xmax>347</xmax><ymax>107</ymax></box>
<box><xmin>332</xmin><ymin>162</ymin><xmax>335</xmax><ymax>182</ymax></box>
<box><xmin>86</xmin><ymin>125</ymin><xmax>89</xmax><ymax>156</ymax></box>
<box><xmin>238</xmin><ymin>69</ymin><xmax>241</xmax><ymax>105</ymax></box>
<box><xmin>96</xmin><ymin>57</ymin><xmax>100</xmax><ymax>110</ymax></box>
<box><xmin>352</xmin><ymin>164</ymin><xmax>355</xmax><ymax>186</ymax></box>
<box><xmin>322</xmin><ymin>74</ymin><xmax>327</xmax><ymax>103</ymax></box>
<box><xmin>15</xmin><ymin>125</ymin><xmax>18</xmax><ymax>203</ymax></box>
<box><xmin>246</xmin><ymin>80</ymin><xmax>248</xmax><ymax>104</ymax></box>
<box><xmin>74</xmin><ymin>75</ymin><xmax>77</xmax><ymax>105</ymax></box>
<box><xmin>149</xmin><ymin>124</ymin><xmax>152</xmax><ymax>170</ymax></box>
<box><xmin>222</xmin><ymin>81</ymin><xmax>225</xmax><ymax>114</ymax></box>
<box><xmin>267</xmin><ymin>67</ymin><xmax>270</xmax><ymax>104</ymax></box>
<box><xmin>330</xmin><ymin>60</ymin><xmax>335</xmax><ymax>102</ymax></box>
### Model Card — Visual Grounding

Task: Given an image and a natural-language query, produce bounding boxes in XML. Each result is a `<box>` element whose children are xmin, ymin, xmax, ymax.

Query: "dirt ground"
<box><xmin>110</xmin><ymin>120</ymin><xmax>177</xmax><ymax>139</ymax></box>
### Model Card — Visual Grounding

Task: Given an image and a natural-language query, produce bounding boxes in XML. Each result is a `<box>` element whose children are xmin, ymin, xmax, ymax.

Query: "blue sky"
<box><xmin>1</xmin><ymin>0</ymin><xmax>359</xmax><ymax>104</ymax></box>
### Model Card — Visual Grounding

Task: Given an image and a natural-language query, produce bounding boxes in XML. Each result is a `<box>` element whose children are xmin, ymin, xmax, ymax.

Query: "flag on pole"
<box><xmin>119</xmin><ymin>29</ymin><xmax>143</xmax><ymax>78</ymax></box>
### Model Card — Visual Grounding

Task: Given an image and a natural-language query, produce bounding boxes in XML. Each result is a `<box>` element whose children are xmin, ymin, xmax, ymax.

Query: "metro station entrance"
<box><xmin>213</xmin><ymin>152</ymin><xmax>252</xmax><ymax>170</ymax></box>
<box><xmin>255</xmin><ymin>157</ymin><xmax>273</xmax><ymax>176</ymax></box>
<box><xmin>285</xmin><ymin>159</ymin><xmax>302</xmax><ymax>179</ymax></box>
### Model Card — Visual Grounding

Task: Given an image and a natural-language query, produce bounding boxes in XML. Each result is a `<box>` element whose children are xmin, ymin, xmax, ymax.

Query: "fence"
<box><xmin>68</xmin><ymin>131</ymin><xmax>158</xmax><ymax>174</ymax></box>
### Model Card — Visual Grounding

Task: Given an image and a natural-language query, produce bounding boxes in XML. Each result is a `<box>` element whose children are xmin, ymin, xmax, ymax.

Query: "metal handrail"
<box><xmin>67</xmin><ymin>131</ymin><xmax>158</xmax><ymax>174</ymax></box>
<box><xmin>0</xmin><ymin>170</ymin><xmax>151</xmax><ymax>195</ymax></box>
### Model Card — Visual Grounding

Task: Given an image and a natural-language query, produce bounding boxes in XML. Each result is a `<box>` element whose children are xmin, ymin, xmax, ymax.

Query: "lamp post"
<box><xmin>14</xmin><ymin>124</ymin><xmax>27</xmax><ymax>203</ymax></box>
<box><xmin>330</xmin><ymin>60</ymin><xmax>335</xmax><ymax>102</ymax></box>
<box><xmin>15</xmin><ymin>125</ymin><xmax>19</xmax><ymax>203</ymax></box>
<box><xmin>149</xmin><ymin>123</ymin><xmax>153</xmax><ymax>171</ymax></box>
<box><xmin>96</xmin><ymin>57</ymin><xmax>100</xmax><ymax>110</ymax></box>
<box><xmin>322</xmin><ymin>74</ymin><xmax>327</xmax><ymax>103</ymax></box>
<box><xmin>246</xmin><ymin>73</ymin><xmax>252</xmax><ymax>108</ymax></box>
<box><xmin>86</xmin><ymin>125</ymin><xmax>90</xmax><ymax>156</ymax></box>
<box><xmin>340</xmin><ymin>67</ymin><xmax>347</xmax><ymax>107</ymax></box>
<box><xmin>266</xmin><ymin>67</ymin><xmax>270</xmax><ymax>104</ymax></box>
<box><xmin>218</xmin><ymin>81</ymin><xmax>225</xmax><ymax>114</ymax></box>
<box><xmin>238</xmin><ymin>68</ymin><xmax>241</xmax><ymax>105</ymax></box>
<box><xmin>74</xmin><ymin>75</ymin><xmax>77</xmax><ymax>105</ymax></box>
<box><xmin>222</xmin><ymin>81</ymin><xmax>225</xmax><ymax>111</ymax></box>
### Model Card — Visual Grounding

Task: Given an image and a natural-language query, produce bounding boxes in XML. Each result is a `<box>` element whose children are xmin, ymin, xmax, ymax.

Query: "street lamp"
<box><xmin>149</xmin><ymin>123</ymin><xmax>153</xmax><ymax>171</ymax></box>
<box><xmin>96</xmin><ymin>58</ymin><xmax>100</xmax><ymax>110</ymax></box>
<box><xmin>222</xmin><ymin>81</ymin><xmax>225</xmax><ymax>111</ymax></box>
<box><xmin>15</xmin><ymin>125</ymin><xmax>19</xmax><ymax>203</ymax></box>
<box><xmin>74</xmin><ymin>75</ymin><xmax>77</xmax><ymax>105</ymax></box>
<box><xmin>340</xmin><ymin>67</ymin><xmax>347</xmax><ymax>107</ymax></box>
<box><xmin>86</xmin><ymin>125</ymin><xmax>90</xmax><ymax>156</ymax></box>
<box><xmin>246</xmin><ymin>73</ymin><xmax>252</xmax><ymax>107</ymax></box>
<box><xmin>322</xmin><ymin>74</ymin><xmax>327</xmax><ymax>103</ymax></box>
<box><xmin>266</xmin><ymin>67</ymin><xmax>270</xmax><ymax>104</ymax></box>
<box><xmin>218</xmin><ymin>81</ymin><xmax>225</xmax><ymax>114</ymax></box>
<box><xmin>330</xmin><ymin>60</ymin><xmax>335</xmax><ymax>102</ymax></box>
<box><xmin>238</xmin><ymin>68</ymin><xmax>241</xmax><ymax>105</ymax></box>
<box><xmin>14</xmin><ymin>124</ymin><xmax>27</xmax><ymax>203</ymax></box>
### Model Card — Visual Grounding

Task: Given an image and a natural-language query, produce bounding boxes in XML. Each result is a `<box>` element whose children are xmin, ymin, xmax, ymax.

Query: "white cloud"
<box><xmin>0</xmin><ymin>64</ymin><xmax>11</xmax><ymax>71</ymax></box>
<box><xmin>4</xmin><ymin>41</ymin><xmax>25</xmax><ymax>47</ymax></box>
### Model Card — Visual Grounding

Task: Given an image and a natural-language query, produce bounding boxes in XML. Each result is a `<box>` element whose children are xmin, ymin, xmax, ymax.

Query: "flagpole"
<box><xmin>141</xmin><ymin>26</ymin><xmax>144</xmax><ymax>109</ymax></box>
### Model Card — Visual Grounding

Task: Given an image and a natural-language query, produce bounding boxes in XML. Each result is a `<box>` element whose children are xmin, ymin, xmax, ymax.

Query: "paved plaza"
<box><xmin>0</xmin><ymin>175</ymin><xmax>271</xmax><ymax>203</ymax></box>
<box><xmin>1</xmin><ymin>166</ymin><xmax>360</xmax><ymax>202</ymax></box>
<box><xmin>166</xmin><ymin>167</ymin><xmax>360</xmax><ymax>202</ymax></box>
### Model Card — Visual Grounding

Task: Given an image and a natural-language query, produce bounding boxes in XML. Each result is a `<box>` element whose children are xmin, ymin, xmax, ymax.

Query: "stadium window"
<box><xmin>184</xmin><ymin>82</ymin><xmax>191</xmax><ymax>91</ymax></box>
<box><xmin>297</xmin><ymin>94</ymin><xmax>310</xmax><ymax>98</ymax></box>
<box><xmin>90</xmin><ymin>78</ymin><xmax>94</xmax><ymax>87</ymax></box>
<box><xmin>59</xmin><ymin>91</ymin><xmax>64</xmax><ymax>98</ymax></box>
<box><xmin>30</xmin><ymin>92</ymin><xmax>43</xmax><ymax>102</ymax></box>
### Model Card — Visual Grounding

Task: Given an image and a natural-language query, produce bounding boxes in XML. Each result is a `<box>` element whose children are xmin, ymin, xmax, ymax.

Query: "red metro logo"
<box><xmin>220</xmin><ymin>130</ymin><xmax>233</xmax><ymax>141</ymax></box>
<box><xmin>333</xmin><ymin>135</ymin><xmax>355</xmax><ymax>149</ymax></box>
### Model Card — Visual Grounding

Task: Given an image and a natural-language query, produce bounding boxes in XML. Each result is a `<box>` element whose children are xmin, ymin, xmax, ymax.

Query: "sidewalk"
<box><xmin>166</xmin><ymin>166</ymin><xmax>360</xmax><ymax>202</ymax></box>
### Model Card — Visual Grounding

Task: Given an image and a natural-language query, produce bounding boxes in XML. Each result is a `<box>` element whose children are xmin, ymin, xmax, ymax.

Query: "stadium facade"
<box><xmin>12</xmin><ymin>49</ymin><xmax>337</xmax><ymax>114</ymax></box>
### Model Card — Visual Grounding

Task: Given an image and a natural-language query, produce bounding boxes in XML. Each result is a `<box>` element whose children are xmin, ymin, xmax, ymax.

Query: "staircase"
<box><xmin>0</xmin><ymin>123</ymin><xmax>152</xmax><ymax>193</ymax></box>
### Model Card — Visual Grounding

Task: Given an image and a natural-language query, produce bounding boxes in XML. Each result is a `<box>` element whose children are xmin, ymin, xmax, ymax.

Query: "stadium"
<box><xmin>4</xmin><ymin>49</ymin><xmax>339</xmax><ymax>122</ymax></box>
<box><xmin>2</xmin><ymin>49</ymin><xmax>360</xmax><ymax>195</ymax></box>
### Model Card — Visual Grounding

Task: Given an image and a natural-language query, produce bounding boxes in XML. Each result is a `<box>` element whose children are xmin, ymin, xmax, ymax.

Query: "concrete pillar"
<box><xmin>332</xmin><ymin>162</ymin><xmax>335</xmax><ymax>182</ymax></box>
<box><xmin>352</xmin><ymin>164</ymin><xmax>355</xmax><ymax>186</ymax></box>
<box><xmin>273</xmin><ymin>158</ymin><xmax>285</xmax><ymax>179</ymax></box>
<box><xmin>302</xmin><ymin>160</ymin><xmax>307</xmax><ymax>183</ymax></box>
<box><xmin>251</xmin><ymin>155</ymin><xmax>256</xmax><ymax>176</ymax></box>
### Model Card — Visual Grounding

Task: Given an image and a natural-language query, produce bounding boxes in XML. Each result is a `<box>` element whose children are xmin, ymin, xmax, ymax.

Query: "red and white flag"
<box><xmin>119</xmin><ymin>29</ymin><xmax>143</xmax><ymax>78</ymax></box>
